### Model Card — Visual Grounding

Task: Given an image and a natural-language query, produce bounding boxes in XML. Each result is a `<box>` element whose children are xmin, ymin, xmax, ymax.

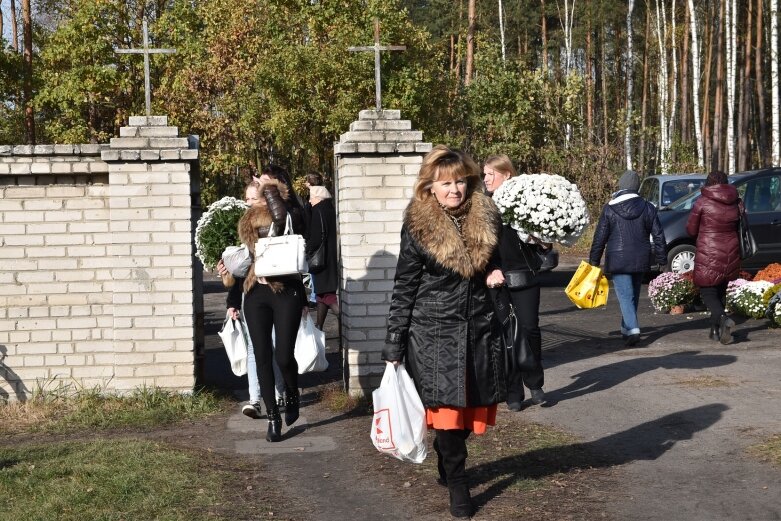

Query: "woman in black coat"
<box><xmin>305</xmin><ymin>181</ymin><xmax>339</xmax><ymax>330</ymax></box>
<box><xmin>482</xmin><ymin>154</ymin><xmax>549</xmax><ymax>410</ymax></box>
<box><xmin>383</xmin><ymin>145</ymin><xmax>506</xmax><ymax>519</ymax></box>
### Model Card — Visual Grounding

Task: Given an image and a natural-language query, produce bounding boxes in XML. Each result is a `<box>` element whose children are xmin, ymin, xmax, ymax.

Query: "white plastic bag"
<box><xmin>371</xmin><ymin>363</ymin><xmax>427</xmax><ymax>463</ymax></box>
<box><xmin>294</xmin><ymin>313</ymin><xmax>328</xmax><ymax>373</ymax></box>
<box><xmin>217</xmin><ymin>311</ymin><xmax>248</xmax><ymax>376</ymax></box>
<box><xmin>221</xmin><ymin>245</ymin><xmax>252</xmax><ymax>277</ymax></box>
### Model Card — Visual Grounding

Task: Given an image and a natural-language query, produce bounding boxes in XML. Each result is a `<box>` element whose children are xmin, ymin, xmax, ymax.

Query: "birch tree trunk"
<box><xmin>756</xmin><ymin>0</ymin><xmax>770</xmax><ymax>165</ymax></box>
<box><xmin>640</xmin><ymin>7</ymin><xmax>651</xmax><ymax>173</ymax></box>
<box><xmin>725</xmin><ymin>0</ymin><xmax>737</xmax><ymax>174</ymax></box>
<box><xmin>669</xmin><ymin>0</ymin><xmax>678</xmax><ymax>167</ymax></box>
<box><xmin>499</xmin><ymin>0</ymin><xmax>506</xmax><ymax>63</ymax></box>
<box><xmin>688</xmin><ymin>0</ymin><xmax>704</xmax><ymax>168</ymax></box>
<box><xmin>655</xmin><ymin>0</ymin><xmax>671</xmax><ymax>173</ymax></box>
<box><xmin>771</xmin><ymin>0</ymin><xmax>780</xmax><ymax>165</ymax></box>
<box><xmin>586</xmin><ymin>18</ymin><xmax>594</xmax><ymax>138</ymax></box>
<box><xmin>625</xmin><ymin>0</ymin><xmax>635</xmax><ymax>170</ymax></box>
<box><xmin>465</xmin><ymin>0</ymin><xmax>476</xmax><ymax>85</ymax></box>
<box><xmin>681</xmin><ymin>6</ymin><xmax>691</xmax><ymax>144</ymax></box>
<box><xmin>702</xmin><ymin>2</ymin><xmax>715</xmax><ymax>168</ymax></box>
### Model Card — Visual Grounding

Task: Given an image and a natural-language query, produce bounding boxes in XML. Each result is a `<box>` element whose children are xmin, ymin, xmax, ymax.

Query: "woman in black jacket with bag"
<box><xmin>305</xmin><ymin>176</ymin><xmax>339</xmax><ymax>330</ymax></box>
<box><xmin>383</xmin><ymin>145</ymin><xmax>506</xmax><ymax>519</ymax></box>
<box><xmin>483</xmin><ymin>154</ymin><xmax>550</xmax><ymax>410</ymax></box>
<box><xmin>226</xmin><ymin>178</ymin><xmax>308</xmax><ymax>442</ymax></box>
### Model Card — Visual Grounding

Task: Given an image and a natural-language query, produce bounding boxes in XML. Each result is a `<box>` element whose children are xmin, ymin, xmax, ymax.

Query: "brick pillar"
<box><xmin>334</xmin><ymin>109</ymin><xmax>431</xmax><ymax>396</ymax></box>
<box><xmin>101</xmin><ymin>115</ymin><xmax>199</xmax><ymax>392</ymax></box>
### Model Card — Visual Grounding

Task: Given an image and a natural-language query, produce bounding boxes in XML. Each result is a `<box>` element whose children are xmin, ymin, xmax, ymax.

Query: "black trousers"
<box><xmin>433</xmin><ymin>429</ymin><xmax>471</xmax><ymax>487</ymax></box>
<box><xmin>507</xmin><ymin>284</ymin><xmax>544</xmax><ymax>398</ymax></box>
<box><xmin>243</xmin><ymin>283</ymin><xmax>302</xmax><ymax>413</ymax></box>
<box><xmin>699</xmin><ymin>282</ymin><xmax>728</xmax><ymax>327</ymax></box>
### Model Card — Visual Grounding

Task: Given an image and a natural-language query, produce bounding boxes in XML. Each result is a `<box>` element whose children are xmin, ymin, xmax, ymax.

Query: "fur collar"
<box><xmin>404</xmin><ymin>190</ymin><xmax>499</xmax><ymax>278</ymax></box>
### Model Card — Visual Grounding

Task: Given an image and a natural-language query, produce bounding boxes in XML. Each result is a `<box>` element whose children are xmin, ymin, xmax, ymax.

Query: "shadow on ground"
<box><xmin>469</xmin><ymin>403</ymin><xmax>729</xmax><ymax>509</ymax></box>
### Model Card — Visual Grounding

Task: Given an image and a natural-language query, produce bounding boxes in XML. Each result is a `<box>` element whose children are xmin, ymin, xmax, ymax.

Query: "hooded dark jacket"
<box><xmin>686</xmin><ymin>184</ymin><xmax>740</xmax><ymax>287</ymax></box>
<box><xmin>382</xmin><ymin>191</ymin><xmax>507</xmax><ymax>409</ymax></box>
<box><xmin>589</xmin><ymin>191</ymin><xmax>667</xmax><ymax>274</ymax></box>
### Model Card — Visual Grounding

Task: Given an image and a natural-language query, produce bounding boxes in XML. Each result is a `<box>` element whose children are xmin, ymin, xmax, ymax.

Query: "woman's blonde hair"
<box><xmin>483</xmin><ymin>154</ymin><xmax>517</xmax><ymax>178</ymax></box>
<box><xmin>413</xmin><ymin>145</ymin><xmax>481</xmax><ymax>202</ymax></box>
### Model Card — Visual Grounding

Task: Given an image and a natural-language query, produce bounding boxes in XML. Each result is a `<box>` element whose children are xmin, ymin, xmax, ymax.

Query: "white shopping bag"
<box><xmin>217</xmin><ymin>311</ymin><xmax>248</xmax><ymax>376</ymax></box>
<box><xmin>371</xmin><ymin>363</ymin><xmax>427</xmax><ymax>463</ymax></box>
<box><xmin>221</xmin><ymin>245</ymin><xmax>252</xmax><ymax>277</ymax></box>
<box><xmin>294</xmin><ymin>313</ymin><xmax>328</xmax><ymax>373</ymax></box>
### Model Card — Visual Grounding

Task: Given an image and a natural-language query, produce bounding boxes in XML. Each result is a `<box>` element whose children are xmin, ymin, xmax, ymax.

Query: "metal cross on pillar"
<box><xmin>114</xmin><ymin>20</ymin><xmax>176</xmax><ymax>117</ymax></box>
<box><xmin>348</xmin><ymin>19</ymin><xmax>406</xmax><ymax>112</ymax></box>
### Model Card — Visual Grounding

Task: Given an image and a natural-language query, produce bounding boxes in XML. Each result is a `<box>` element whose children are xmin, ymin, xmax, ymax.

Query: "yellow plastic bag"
<box><xmin>565</xmin><ymin>261</ymin><xmax>609</xmax><ymax>309</ymax></box>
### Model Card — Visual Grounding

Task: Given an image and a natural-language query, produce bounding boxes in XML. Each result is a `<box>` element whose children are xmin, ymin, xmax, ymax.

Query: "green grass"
<box><xmin>0</xmin><ymin>384</ymin><xmax>229</xmax><ymax>435</ymax></box>
<box><xmin>0</xmin><ymin>440</ymin><xmax>223</xmax><ymax>521</ymax></box>
<box><xmin>748</xmin><ymin>435</ymin><xmax>781</xmax><ymax>467</ymax></box>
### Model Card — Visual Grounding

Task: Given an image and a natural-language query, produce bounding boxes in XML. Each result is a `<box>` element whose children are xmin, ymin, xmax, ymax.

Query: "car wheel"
<box><xmin>666</xmin><ymin>244</ymin><xmax>696</xmax><ymax>274</ymax></box>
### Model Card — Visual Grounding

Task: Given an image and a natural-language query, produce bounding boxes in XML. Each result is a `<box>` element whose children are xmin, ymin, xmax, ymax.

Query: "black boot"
<box><xmin>433</xmin><ymin>437</ymin><xmax>447</xmax><ymax>487</ymax></box>
<box><xmin>436</xmin><ymin>429</ymin><xmax>473</xmax><ymax>518</ymax></box>
<box><xmin>284</xmin><ymin>389</ymin><xmax>300</xmax><ymax>426</ymax></box>
<box><xmin>448</xmin><ymin>484</ymin><xmax>473</xmax><ymax>519</ymax></box>
<box><xmin>708</xmin><ymin>324</ymin><xmax>720</xmax><ymax>341</ymax></box>
<box><xmin>266</xmin><ymin>405</ymin><xmax>282</xmax><ymax>442</ymax></box>
<box><xmin>719</xmin><ymin>315</ymin><xmax>735</xmax><ymax>345</ymax></box>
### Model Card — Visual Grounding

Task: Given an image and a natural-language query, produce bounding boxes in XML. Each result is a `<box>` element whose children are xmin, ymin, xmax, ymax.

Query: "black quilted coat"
<box><xmin>686</xmin><ymin>184</ymin><xmax>740</xmax><ymax>287</ymax></box>
<box><xmin>589</xmin><ymin>191</ymin><xmax>667</xmax><ymax>274</ymax></box>
<box><xmin>382</xmin><ymin>191</ymin><xmax>507</xmax><ymax>409</ymax></box>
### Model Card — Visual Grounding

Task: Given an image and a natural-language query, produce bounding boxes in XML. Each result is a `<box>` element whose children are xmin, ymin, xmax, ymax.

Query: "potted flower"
<box><xmin>726</xmin><ymin>279</ymin><xmax>774</xmax><ymax>319</ymax></box>
<box><xmin>194</xmin><ymin>196</ymin><xmax>249</xmax><ymax>271</ymax></box>
<box><xmin>647</xmin><ymin>271</ymin><xmax>697</xmax><ymax>314</ymax></box>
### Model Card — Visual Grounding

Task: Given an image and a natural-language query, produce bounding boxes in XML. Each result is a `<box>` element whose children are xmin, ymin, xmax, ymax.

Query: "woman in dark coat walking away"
<box><xmin>686</xmin><ymin>171</ymin><xmax>741</xmax><ymax>344</ymax></box>
<box><xmin>305</xmin><ymin>181</ymin><xmax>339</xmax><ymax>330</ymax></box>
<box><xmin>383</xmin><ymin>145</ymin><xmax>506</xmax><ymax>519</ymax></box>
<box><xmin>589</xmin><ymin>171</ymin><xmax>667</xmax><ymax>346</ymax></box>
<box><xmin>483</xmin><ymin>154</ymin><xmax>549</xmax><ymax>410</ymax></box>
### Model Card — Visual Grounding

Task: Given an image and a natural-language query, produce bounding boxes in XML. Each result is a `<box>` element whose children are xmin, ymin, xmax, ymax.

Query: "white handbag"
<box><xmin>294</xmin><ymin>313</ymin><xmax>328</xmax><ymax>373</ymax></box>
<box><xmin>217</xmin><ymin>311</ymin><xmax>248</xmax><ymax>376</ymax></box>
<box><xmin>254</xmin><ymin>214</ymin><xmax>308</xmax><ymax>277</ymax></box>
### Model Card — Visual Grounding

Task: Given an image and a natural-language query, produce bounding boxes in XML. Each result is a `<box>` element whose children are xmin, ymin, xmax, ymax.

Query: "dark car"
<box><xmin>657</xmin><ymin>168</ymin><xmax>781</xmax><ymax>273</ymax></box>
<box><xmin>639</xmin><ymin>173</ymin><xmax>707</xmax><ymax>208</ymax></box>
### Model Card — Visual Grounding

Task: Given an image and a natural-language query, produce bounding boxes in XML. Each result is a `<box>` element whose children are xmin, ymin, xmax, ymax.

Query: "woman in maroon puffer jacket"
<box><xmin>686</xmin><ymin>171</ymin><xmax>740</xmax><ymax>344</ymax></box>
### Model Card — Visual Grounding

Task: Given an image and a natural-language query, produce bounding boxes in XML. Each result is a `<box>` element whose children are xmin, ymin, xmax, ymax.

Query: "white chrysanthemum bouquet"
<box><xmin>492</xmin><ymin>174</ymin><xmax>589</xmax><ymax>245</ymax></box>
<box><xmin>726</xmin><ymin>279</ymin><xmax>774</xmax><ymax>319</ymax></box>
<box><xmin>195</xmin><ymin>196</ymin><xmax>249</xmax><ymax>270</ymax></box>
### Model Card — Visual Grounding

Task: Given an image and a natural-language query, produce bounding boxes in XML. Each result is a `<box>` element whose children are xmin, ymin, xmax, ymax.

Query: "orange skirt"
<box><xmin>426</xmin><ymin>404</ymin><xmax>498</xmax><ymax>435</ymax></box>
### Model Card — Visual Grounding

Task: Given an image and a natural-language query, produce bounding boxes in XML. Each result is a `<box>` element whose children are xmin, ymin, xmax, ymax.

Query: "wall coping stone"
<box><xmin>337</xmin><ymin>109</ymin><xmax>431</xmax><ymax>156</ymax></box>
<box><xmin>0</xmin><ymin>144</ymin><xmax>108</xmax><ymax>157</ymax></box>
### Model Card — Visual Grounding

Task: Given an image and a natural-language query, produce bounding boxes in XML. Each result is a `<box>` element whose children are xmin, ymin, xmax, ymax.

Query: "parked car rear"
<box><xmin>656</xmin><ymin>168</ymin><xmax>781</xmax><ymax>273</ymax></box>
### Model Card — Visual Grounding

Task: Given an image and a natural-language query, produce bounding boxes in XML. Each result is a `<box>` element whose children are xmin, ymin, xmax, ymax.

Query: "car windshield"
<box><xmin>664</xmin><ymin>176</ymin><xmax>743</xmax><ymax>210</ymax></box>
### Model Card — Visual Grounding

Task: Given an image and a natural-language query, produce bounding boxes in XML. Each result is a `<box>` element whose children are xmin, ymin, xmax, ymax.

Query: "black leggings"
<box><xmin>507</xmin><ymin>284</ymin><xmax>544</xmax><ymax>395</ymax></box>
<box><xmin>243</xmin><ymin>282</ymin><xmax>303</xmax><ymax>413</ymax></box>
<box><xmin>699</xmin><ymin>282</ymin><xmax>728</xmax><ymax>327</ymax></box>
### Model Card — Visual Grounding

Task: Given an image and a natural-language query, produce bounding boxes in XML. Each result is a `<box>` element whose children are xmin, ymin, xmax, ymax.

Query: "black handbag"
<box><xmin>492</xmin><ymin>287</ymin><xmax>537</xmax><ymax>373</ymax></box>
<box><xmin>504</xmin><ymin>242</ymin><xmax>542</xmax><ymax>289</ymax></box>
<box><xmin>307</xmin><ymin>212</ymin><xmax>327</xmax><ymax>273</ymax></box>
<box><xmin>738</xmin><ymin>203</ymin><xmax>757</xmax><ymax>260</ymax></box>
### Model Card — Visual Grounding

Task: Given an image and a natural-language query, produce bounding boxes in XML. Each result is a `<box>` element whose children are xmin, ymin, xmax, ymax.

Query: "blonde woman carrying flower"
<box><xmin>483</xmin><ymin>154</ymin><xmax>550</xmax><ymax>410</ymax></box>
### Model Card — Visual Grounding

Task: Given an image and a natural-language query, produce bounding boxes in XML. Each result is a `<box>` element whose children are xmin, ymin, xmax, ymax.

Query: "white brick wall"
<box><xmin>0</xmin><ymin>123</ymin><xmax>198</xmax><ymax>400</ymax></box>
<box><xmin>335</xmin><ymin>110</ymin><xmax>430</xmax><ymax>396</ymax></box>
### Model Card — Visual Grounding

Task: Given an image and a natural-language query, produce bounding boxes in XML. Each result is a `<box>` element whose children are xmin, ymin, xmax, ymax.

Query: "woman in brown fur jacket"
<box><xmin>226</xmin><ymin>178</ymin><xmax>308</xmax><ymax>442</ymax></box>
<box><xmin>383</xmin><ymin>145</ymin><xmax>505</xmax><ymax>519</ymax></box>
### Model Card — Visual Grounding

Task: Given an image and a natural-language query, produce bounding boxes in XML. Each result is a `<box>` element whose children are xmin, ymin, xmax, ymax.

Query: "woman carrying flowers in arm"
<box><xmin>383</xmin><ymin>145</ymin><xmax>506</xmax><ymax>519</ymax></box>
<box><xmin>686</xmin><ymin>170</ymin><xmax>741</xmax><ymax>344</ymax></box>
<box><xmin>483</xmin><ymin>154</ymin><xmax>550</xmax><ymax>410</ymax></box>
<box><xmin>589</xmin><ymin>171</ymin><xmax>667</xmax><ymax>346</ymax></box>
